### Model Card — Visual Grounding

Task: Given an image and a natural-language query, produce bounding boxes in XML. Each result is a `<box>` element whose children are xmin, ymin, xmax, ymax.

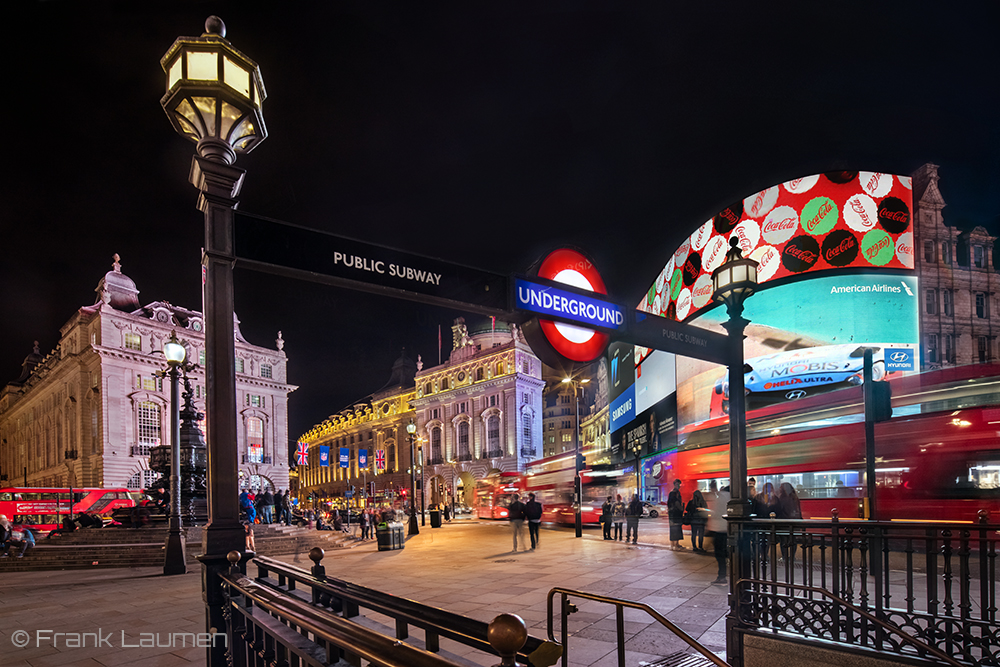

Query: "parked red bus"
<box><xmin>0</xmin><ymin>487</ymin><xmax>138</xmax><ymax>532</ymax></box>
<box><xmin>523</xmin><ymin>452</ymin><xmax>620</xmax><ymax>525</ymax></box>
<box><xmin>672</xmin><ymin>365</ymin><xmax>1000</xmax><ymax>523</ymax></box>
<box><xmin>473</xmin><ymin>472</ymin><xmax>522</xmax><ymax>519</ymax></box>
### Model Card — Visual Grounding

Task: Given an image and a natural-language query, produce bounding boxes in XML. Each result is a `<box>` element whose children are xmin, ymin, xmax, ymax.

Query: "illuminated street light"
<box><xmin>562</xmin><ymin>375</ymin><xmax>590</xmax><ymax>538</ymax></box>
<box><xmin>160</xmin><ymin>331</ymin><xmax>189</xmax><ymax>576</ymax></box>
<box><xmin>406</xmin><ymin>420</ymin><xmax>419</xmax><ymax>536</ymax></box>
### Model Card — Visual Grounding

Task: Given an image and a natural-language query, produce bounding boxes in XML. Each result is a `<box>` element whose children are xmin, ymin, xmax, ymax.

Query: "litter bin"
<box><xmin>429</xmin><ymin>509</ymin><xmax>442</xmax><ymax>528</ymax></box>
<box><xmin>376</xmin><ymin>522</ymin><xmax>393</xmax><ymax>551</ymax></box>
<box><xmin>391</xmin><ymin>522</ymin><xmax>405</xmax><ymax>548</ymax></box>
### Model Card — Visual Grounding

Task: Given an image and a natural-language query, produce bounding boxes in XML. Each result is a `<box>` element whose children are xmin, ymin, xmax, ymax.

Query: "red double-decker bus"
<box><xmin>523</xmin><ymin>452</ymin><xmax>620</xmax><ymax>526</ymax></box>
<box><xmin>672</xmin><ymin>364</ymin><xmax>1000</xmax><ymax>523</ymax></box>
<box><xmin>473</xmin><ymin>472</ymin><xmax>522</xmax><ymax>519</ymax></box>
<box><xmin>0</xmin><ymin>487</ymin><xmax>138</xmax><ymax>533</ymax></box>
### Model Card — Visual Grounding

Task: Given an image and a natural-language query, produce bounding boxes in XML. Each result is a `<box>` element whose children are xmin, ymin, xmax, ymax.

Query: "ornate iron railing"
<box><xmin>729</xmin><ymin>511</ymin><xmax>1000</xmax><ymax>666</ymax></box>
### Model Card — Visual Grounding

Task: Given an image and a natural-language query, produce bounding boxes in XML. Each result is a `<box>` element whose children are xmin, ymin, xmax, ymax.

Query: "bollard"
<box><xmin>488</xmin><ymin>613</ymin><xmax>527</xmax><ymax>667</ymax></box>
<box><xmin>309</xmin><ymin>547</ymin><xmax>327</xmax><ymax>606</ymax></box>
<box><xmin>227</xmin><ymin>550</ymin><xmax>242</xmax><ymax>574</ymax></box>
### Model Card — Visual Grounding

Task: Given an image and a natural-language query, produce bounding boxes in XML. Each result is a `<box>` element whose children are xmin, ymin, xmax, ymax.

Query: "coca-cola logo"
<box><xmin>743</xmin><ymin>186</ymin><xmax>778</xmax><ymax>220</ymax></box>
<box><xmin>713</xmin><ymin>203</ymin><xmax>742</xmax><ymax>234</ymax></box>
<box><xmin>895</xmin><ymin>231</ymin><xmax>914</xmax><ymax>268</ymax></box>
<box><xmin>878</xmin><ymin>196</ymin><xmax>910</xmax><ymax>234</ymax></box>
<box><xmin>682</xmin><ymin>251</ymin><xmax>702</xmax><ymax>287</ymax></box>
<box><xmin>824</xmin><ymin>171</ymin><xmax>858</xmax><ymax>185</ymax></box>
<box><xmin>703</xmin><ymin>235</ymin><xmax>728</xmax><ymax>272</ymax></box>
<box><xmin>821</xmin><ymin>229</ymin><xmax>859</xmax><ymax>267</ymax></box>
<box><xmin>860</xmin><ymin>171</ymin><xmax>892</xmax><ymax>198</ymax></box>
<box><xmin>861</xmin><ymin>228</ymin><xmax>895</xmax><ymax>266</ymax></box>
<box><xmin>673</xmin><ymin>239</ymin><xmax>691</xmax><ymax>266</ymax></box>
<box><xmin>781</xmin><ymin>235</ymin><xmax>820</xmax><ymax>273</ymax></box>
<box><xmin>691</xmin><ymin>274</ymin><xmax>714</xmax><ymax>309</ymax></box>
<box><xmin>844</xmin><ymin>193</ymin><xmax>877</xmax><ymax>233</ymax></box>
<box><xmin>800</xmin><ymin>196</ymin><xmax>839</xmax><ymax>236</ymax></box>
<box><xmin>762</xmin><ymin>205</ymin><xmax>798</xmax><ymax>245</ymax></box>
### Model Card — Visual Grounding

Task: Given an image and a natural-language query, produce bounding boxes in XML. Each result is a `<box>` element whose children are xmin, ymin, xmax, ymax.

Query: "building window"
<box><xmin>944</xmin><ymin>334</ymin><xmax>955</xmax><ymax>364</ymax></box>
<box><xmin>561</xmin><ymin>420</ymin><xmax>572</xmax><ymax>429</ymax></box>
<box><xmin>476</xmin><ymin>368</ymin><xmax>484</xmax><ymax>381</ymax></box>
<box><xmin>975</xmin><ymin>245</ymin><xmax>985</xmax><ymax>268</ymax></box>
<box><xmin>942</xmin><ymin>242</ymin><xmax>952</xmax><ymax>265</ymax></box>
<box><xmin>424</xmin><ymin>382</ymin><xmax>432</xmax><ymax>396</ymax></box>
<box><xmin>979</xmin><ymin>336</ymin><xmax>990</xmax><ymax>364</ymax></box>
<box><xmin>246</xmin><ymin>394</ymin><xmax>264</xmax><ymax>408</ymax></box>
<box><xmin>431</xmin><ymin>427</ymin><xmax>442</xmax><ymax>462</ymax></box>
<box><xmin>457</xmin><ymin>422</ymin><xmax>470</xmax><ymax>460</ymax></box>
<box><xmin>496</xmin><ymin>361</ymin><xmax>505</xmax><ymax>376</ymax></box>
<box><xmin>943</xmin><ymin>290</ymin><xmax>953</xmax><ymax>316</ymax></box>
<box><xmin>521</xmin><ymin>411</ymin><xmax>533</xmax><ymax>453</ymax></box>
<box><xmin>489</xmin><ymin>395</ymin><xmax>497</xmax><ymax>407</ymax></box>
<box><xmin>561</xmin><ymin>433</ymin><xmax>572</xmax><ymax>442</ymax></box>
<box><xmin>926</xmin><ymin>334</ymin><xmax>938</xmax><ymax>364</ymax></box>
<box><xmin>137</xmin><ymin>401</ymin><xmax>161</xmax><ymax>453</ymax></box>
<box><xmin>124</xmin><ymin>332</ymin><xmax>141</xmax><ymax>351</ymax></box>
<box><xmin>923</xmin><ymin>240</ymin><xmax>935</xmax><ymax>263</ymax></box>
<box><xmin>522</xmin><ymin>392</ymin><xmax>529</xmax><ymax>405</ymax></box>
<box><xmin>548</xmin><ymin>436</ymin><xmax>555</xmax><ymax>444</ymax></box>
<box><xmin>458</xmin><ymin>402</ymin><xmax>467</xmax><ymax>414</ymax></box>
<box><xmin>487</xmin><ymin>415</ymin><xmax>500</xmax><ymax>454</ymax></box>
<box><xmin>260</xmin><ymin>363</ymin><xmax>272</xmax><ymax>379</ymax></box>
<box><xmin>199</xmin><ymin>350</ymin><xmax>206</xmax><ymax>366</ymax></box>
<box><xmin>127</xmin><ymin>469</ymin><xmax>160</xmax><ymax>490</ymax></box>
<box><xmin>522</xmin><ymin>360</ymin><xmax>530</xmax><ymax>374</ymax></box>
<box><xmin>247</xmin><ymin>417</ymin><xmax>264</xmax><ymax>463</ymax></box>
<box><xmin>431</xmin><ymin>408</ymin><xmax>440</xmax><ymax>420</ymax></box>
<box><xmin>236</xmin><ymin>358</ymin><xmax>245</xmax><ymax>374</ymax></box>
<box><xmin>976</xmin><ymin>292</ymin><xmax>988</xmax><ymax>319</ymax></box>
<box><xmin>560</xmin><ymin>394</ymin><xmax>571</xmax><ymax>404</ymax></box>
<box><xmin>925</xmin><ymin>289</ymin><xmax>937</xmax><ymax>315</ymax></box>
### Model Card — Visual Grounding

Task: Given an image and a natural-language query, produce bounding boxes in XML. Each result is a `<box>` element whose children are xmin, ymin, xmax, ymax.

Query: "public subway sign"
<box><xmin>233</xmin><ymin>212</ymin><xmax>510</xmax><ymax>315</ymax></box>
<box><xmin>514</xmin><ymin>277</ymin><xmax>624</xmax><ymax>331</ymax></box>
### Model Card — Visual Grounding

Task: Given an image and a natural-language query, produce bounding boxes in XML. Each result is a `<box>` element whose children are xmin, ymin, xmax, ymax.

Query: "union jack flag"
<box><xmin>296</xmin><ymin>442</ymin><xmax>309</xmax><ymax>466</ymax></box>
<box><xmin>375</xmin><ymin>448</ymin><xmax>385</xmax><ymax>470</ymax></box>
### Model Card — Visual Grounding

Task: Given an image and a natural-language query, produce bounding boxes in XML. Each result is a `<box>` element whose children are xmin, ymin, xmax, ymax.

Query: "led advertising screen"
<box><xmin>675</xmin><ymin>273</ymin><xmax>920</xmax><ymax>427</ymax></box>
<box><xmin>640</xmin><ymin>172</ymin><xmax>914</xmax><ymax>322</ymax></box>
<box><xmin>608</xmin><ymin>342</ymin><xmax>678</xmax><ymax>463</ymax></box>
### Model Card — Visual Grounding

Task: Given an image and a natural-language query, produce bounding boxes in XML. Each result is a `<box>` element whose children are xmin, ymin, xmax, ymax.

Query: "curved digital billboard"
<box><xmin>640</xmin><ymin>171</ymin><xmax>914</xmax><ymax>321</ymax></box>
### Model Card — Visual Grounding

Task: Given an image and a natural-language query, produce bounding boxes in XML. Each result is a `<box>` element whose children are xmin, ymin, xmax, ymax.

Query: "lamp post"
<box><xmin>561</xmin><ymin>376</ymin><xmax>590</xmax><ymax>538</ymax></box>
<box><xmin>160</xmin><ymin>17</ymin><xmax>266</xmax><ymax>665</ymax></box>
<box><xmin>406</xmin><ymin>420</ymin><xmax>419</xmax><ymax>536</ymax></box>
<box><xmin>418</xmin><ymin>436</ymin><xmax>426</xmax><ymax>526</ymax></box>
<box><xmin>162</xmin><ymin>331</ymin><xmax>189</xmax><ymax>575</ymax></box>
<box><xmin>712</xmin><ymin>237</ymin><xmax>758</xmax><ymax>667</ymax></box>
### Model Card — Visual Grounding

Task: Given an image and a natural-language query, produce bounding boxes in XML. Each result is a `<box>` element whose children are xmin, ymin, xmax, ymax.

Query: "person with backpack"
<box><xmin>239</xmin><ymin>490</ymin><xmax>256</xmax><ymax>524</ymax></box>
<box><xmin>507</xmin><ymin>493</ymin><xmax>527</xmax><ymax>551</ymax></box>
<box><xmin>611</xmin><ymin>494</ymin><xmax>626</xmax><ymax>541</ymax></box>
<box><xmin>625</xmin><ymin>494</ymin><xmax>643</xmax><ymax>544</ymax></box>
<box><xmin>667</xmin><ymin>479</ymin><xmax>685</xmax><ymax>550</ymax></box>
<box><xmin>524</xmin><ymin>493</ymin><xmax>543</xmax><ymax>550</ymax></box>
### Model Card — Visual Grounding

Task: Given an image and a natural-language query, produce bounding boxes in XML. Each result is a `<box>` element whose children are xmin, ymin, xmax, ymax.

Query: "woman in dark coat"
<box><xmin>685</xmin><ymin>490</ymin><xmax>708</xmax><ymax>552</ymax></box>
<box><xmin>667</xmin><ymin>479</ymin><xmax>685</xmax><ymax>550</ymax></box>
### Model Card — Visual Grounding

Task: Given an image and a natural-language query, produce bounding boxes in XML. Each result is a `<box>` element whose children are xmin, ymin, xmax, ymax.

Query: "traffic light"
<box><xmin>575</xmin><ymin>452</ymin><xmax>585</xmax><ymax>471</ymax></box>
<box><xmin>872</xmin><ymin>380</ymin><xmax>892</xmax><ymax>422</ymax></box>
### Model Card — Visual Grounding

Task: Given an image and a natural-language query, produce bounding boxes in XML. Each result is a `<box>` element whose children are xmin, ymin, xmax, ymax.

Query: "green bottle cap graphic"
<box><xmin>800</xmin><ymin>196</ymin><xmax>839</xmax><ymax>236</ymax></box>
<box><xmin>670</xmin><ymin>268</ymin><xmax>683</xmax><ymax>300</ymax></box>
<box><xmin>861</xmin><ymin>229</ymin><xmax>895</xmax><ymax>266</ymax></box>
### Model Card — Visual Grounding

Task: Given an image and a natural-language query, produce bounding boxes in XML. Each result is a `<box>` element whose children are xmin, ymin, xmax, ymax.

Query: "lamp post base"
<box><xmin>408</xmin><ymin>513</ymin><xmax>419</xmax><ymax>536</ymax></box>
<box><xmin>163</xmin><ymin>528</ymin><xmax>187</xmax><ymax>575</ymax></box>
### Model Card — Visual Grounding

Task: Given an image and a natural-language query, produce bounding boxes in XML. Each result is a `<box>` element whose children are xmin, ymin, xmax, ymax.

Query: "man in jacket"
<box><xmin>625</xmin><ymin>494</ymin><xmax>643</xmax><ymax>544</ymax></box>
<box><xmin>601</xmin><ymin>496</ymin><xmax>613</xmax><ymax>540</ymax></box>
<box><xmin>507</xmin><ymin>493</ymin><xmax>527</xmax><ymax>551</ymax></box>
<box><xmin>261</xmin><ymin>489</ymin><xmax>275</xmax><ymax>524</ymax></box>
<box><xmin>611</xmin><ymin>495</ymin><xmax>626</xmax><ymax>541</ymax></box>
<box><xmin>524</xmin><ymin>493</ymin><xmax>543</xmax><ymax>550</ymax></box>
<box><xmin>707</xmin><ymin>480</ymin><xmax>730</xmax><ymax>585</ymax></box>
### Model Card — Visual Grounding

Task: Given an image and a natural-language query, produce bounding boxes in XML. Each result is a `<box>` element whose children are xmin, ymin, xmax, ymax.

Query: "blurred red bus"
<box><xmin>523</xmin><ymin>452</ymin><xmax>620</xmax><ymax>526</ymax></box>
<box><xmin>473</xmin><ymin>472</ymin><xmax>522</xmax><ymax>519</ymax></box>
<box><xmin>0</xmin><ymin>487</ymin><xmax>138</xmax><ymax>532</ymax></box>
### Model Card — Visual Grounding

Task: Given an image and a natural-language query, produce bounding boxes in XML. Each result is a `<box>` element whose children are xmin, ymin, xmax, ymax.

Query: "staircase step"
<box><xmin>642</xmin><ymin>651</ymin><xmax>724</xmax><ymax>667</ymax></box>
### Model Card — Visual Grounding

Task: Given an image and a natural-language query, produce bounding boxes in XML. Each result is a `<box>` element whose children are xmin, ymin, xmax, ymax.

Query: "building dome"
<box><xmin>467</xmin><ymin>318</ymin><xmax>511</xmax><ymax>336</ymax></box>
<box><xmin>12</xmin><ymin>341</ymin><xmax>44</xmax><ymax>384</ymax></box>
<box><xmin>94</xmin><ymin>253</ymin><xmax>140</xmax><ymax>312</ymax></box>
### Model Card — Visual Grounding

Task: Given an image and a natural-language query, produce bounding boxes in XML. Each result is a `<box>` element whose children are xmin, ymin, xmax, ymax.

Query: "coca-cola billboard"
<box><xmin>642</xmin><ymin>171</ymin><xmax>914</xmax><ymax>321</ymax></box>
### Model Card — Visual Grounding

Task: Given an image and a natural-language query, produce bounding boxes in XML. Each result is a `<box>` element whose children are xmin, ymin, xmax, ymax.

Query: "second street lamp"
<box><xmin>406</xmin><ymin>420</ymin><xmax>419</xmax><ymax>536</ymax></box>
<box><xmin>561</xmin><ymin>376</ymin><xmax>590</xmax><ymax>538</ymax></box>
<box><xmin>161</xmin><ymin>331</ymin><xmax>190</xmax><ymax>575</ymax></box>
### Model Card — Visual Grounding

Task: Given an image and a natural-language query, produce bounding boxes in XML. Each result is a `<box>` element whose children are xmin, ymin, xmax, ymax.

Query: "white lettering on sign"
<box><xmin>332</xmin><ymin>252</ymin><xmax>442</xmax><ymax>286</ymax></box>
<box><xmin>661</xmin><ymin>328</ymin><xmax>708</xmax><ymax>347</ymax></box>
<box><xmin>516</xmin><ymin>285</ymin><xmax>624</xmax><ymax>326</ymax></box>
<box><xmin>612</xmin><ymin>399</ymin><xmax>633</xmax><ymax>421</ymax></box>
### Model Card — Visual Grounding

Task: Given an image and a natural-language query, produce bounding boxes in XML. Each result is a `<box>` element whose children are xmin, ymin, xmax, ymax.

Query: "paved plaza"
<box><xmin>0</xmin><ymin>519</ymin><xmax>729</xmax><ymax>667</ymax></box>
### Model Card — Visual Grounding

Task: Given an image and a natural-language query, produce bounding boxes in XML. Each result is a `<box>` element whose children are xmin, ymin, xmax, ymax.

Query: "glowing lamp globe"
<box><xmin>160</xmin><ymin>16</ymin><xmax>267</xmax><ymax>164</ymax></box>
<box><xmin>712</xmin><ymin>237</ymin><xmax>759</xmax><ymax>305</ymax></box>
<box><xmin>163</xmin><ymin>332</ymin><xmax>187</xmax><ymax>367</ymax></box>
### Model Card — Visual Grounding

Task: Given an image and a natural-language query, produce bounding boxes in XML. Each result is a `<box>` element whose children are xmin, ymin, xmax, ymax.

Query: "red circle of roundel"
<box><xmin>535</xmin><ymin>248</ymin><xmax>611</xmax><ymax>362</ymax></box>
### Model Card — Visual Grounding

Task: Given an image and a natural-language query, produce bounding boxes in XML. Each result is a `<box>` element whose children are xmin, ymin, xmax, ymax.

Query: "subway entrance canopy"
<box><xmin>232</xmin><ymin>212</ymin><xmax>730</xmax><ymax>365</ymax></box>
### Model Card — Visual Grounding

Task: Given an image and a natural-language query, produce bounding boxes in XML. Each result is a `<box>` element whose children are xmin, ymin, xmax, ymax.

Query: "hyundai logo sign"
<box><xmin>885</xmin><ymin>348</ymin><xmax>915</xmax><ymax>371</ymax></box>
<box><xmin>785</xmin><ymin>389</ymin><xmax>808</xmax><ymax>400</ymax></box>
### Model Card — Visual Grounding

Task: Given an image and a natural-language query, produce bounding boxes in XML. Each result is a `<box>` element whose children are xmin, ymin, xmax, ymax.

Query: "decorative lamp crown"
<box><xmin>712</xmin><ymin>237</ymin><xmax>759</xmax><ymax>305</ymax></box>
<box><xmin>160</xmin><ymin>16</ymin><xmax>267</xmax><ymax>164</ymax></box>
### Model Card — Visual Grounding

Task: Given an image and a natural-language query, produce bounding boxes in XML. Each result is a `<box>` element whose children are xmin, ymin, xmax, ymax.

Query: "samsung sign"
<box><xmin>515</xmin><ymin>278</ymin><xmax>624</xmax><ymax>331</ymax></box>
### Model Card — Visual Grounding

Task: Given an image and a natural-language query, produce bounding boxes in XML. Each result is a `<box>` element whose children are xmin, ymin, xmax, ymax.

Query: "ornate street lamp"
<box><xmin>561</xmin><ymin>376</ymin><xmax>590</xmax><ymax>538</ymax></box>
<box><xmin>711</xmin><ymin>237</ymin><xmax>759</xmax><ymax>518</ymax></box>
<box><xmin>161</xmin><ymin>17</ymin><xmax>266</xmax><ymax>665</ymax></box>
<box><xmin>162</xmin><ymin>331</ymin><xmax>189</xmax><ymax>575</ymax></box>
<box><xmin>406</xmin><ymin>420</ymin><xmax>419</xmax><ymax>536</ymax></box>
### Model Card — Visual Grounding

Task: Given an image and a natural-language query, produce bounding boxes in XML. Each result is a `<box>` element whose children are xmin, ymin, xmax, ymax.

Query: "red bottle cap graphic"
<box><xmin>713</xmin><ymin>203</ymin><xmax>743</xmax><ymax>235</ymax></box>
<box><xmin>825</xmin><ymin>171</ymin><xmax>858</xmax><ymax>184</ymax></box>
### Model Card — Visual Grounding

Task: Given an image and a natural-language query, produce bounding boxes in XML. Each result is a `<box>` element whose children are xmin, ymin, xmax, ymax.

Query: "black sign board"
<box><xmin>233</xmin><ymin>212</ymin><xmax>510</xmax><ymax>315</ymax></box>
<box><xmin>622</xmin><ymin>310</ymin><xmax>730</xmax><ymax>366</ymax></box>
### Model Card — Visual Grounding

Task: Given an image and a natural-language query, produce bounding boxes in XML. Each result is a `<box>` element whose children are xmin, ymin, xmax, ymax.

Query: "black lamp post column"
<box><xmin>574</xmin><ymin>384</ymin><xmax>583</xmax><ymax>538</ymax></box>
<box><xmin>407</xmin><ymin>421</ymin><xmax>419</xmax><ymax>536</ymax></box>
<box><xmin>723</xmin><ymin>299</ymin><xmax>751</xmax><ymax>519</ymax></box>
<box><xmin>164</xmin><ymin>362</ymin><xmax>186</xmax><ymax>575</ymax></box>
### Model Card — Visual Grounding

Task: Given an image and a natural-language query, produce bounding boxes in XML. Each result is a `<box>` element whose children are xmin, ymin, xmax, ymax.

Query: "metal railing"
<box><xmin>247</xmin><ymin>550</ymin><xmax>562</xmax><ymax>666</ymax></box>
<box><xmin>546</xmin><ymin>587</ymin><xmax>729</xmax><ymax>667</ymax></box>
<box><xmin>729</xmin><ymin>510</ymin><xmax>1000</xmax><ymax>666</ymax></box>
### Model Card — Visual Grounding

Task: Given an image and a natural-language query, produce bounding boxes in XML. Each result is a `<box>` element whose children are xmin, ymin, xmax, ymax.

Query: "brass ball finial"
<box><xmin>226</xmin><ymin>550</ymin><xmax>241</xmax><ymax>565</ymax></box>
<box><xmin>487</xmin><ymin>613</ymin><xmax>527</xmax><ymax>665</ymax></box>
<box><xmin>309</xmin><ymin>547</ymin><xmax>325</xmax><ymax>564</ymax></box>
<box><xmin>205</xmin><ymin>16</ymin><xmax>226</xmax><ymax>38</ymax></box>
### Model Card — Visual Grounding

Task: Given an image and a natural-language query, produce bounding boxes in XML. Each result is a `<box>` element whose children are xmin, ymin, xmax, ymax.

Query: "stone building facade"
<box><xmin>0</xmin><ymin>255</ymin><xmax>295</xmax><ymax>493</ymax></box>
<box><xmin>913</xmin><ymin>163</ymin><xmax>1000</xmax><ymax>368</ymax></box>
<box><xmin>296</xmin><ymin>352</ymin><xmax>418</xmax><ymax>505</ymax></box>
<box><xmin>412</xmin><ymin>318</ymin><xmax>545</xmax><ymax>509</ymax></box>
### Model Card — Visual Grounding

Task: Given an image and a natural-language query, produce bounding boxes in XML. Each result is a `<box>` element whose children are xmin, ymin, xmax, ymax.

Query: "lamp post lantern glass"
<box><xmin>406</xmin><ymin>420</ymin><xmax>419</xmax><ymax>536</ymax></box>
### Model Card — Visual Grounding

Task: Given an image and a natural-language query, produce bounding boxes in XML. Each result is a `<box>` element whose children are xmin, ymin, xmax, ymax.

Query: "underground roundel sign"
<box><xmin>518</xmin><ymin>248</ymin><xmax>620</xmax><ymax>365</ymax></box>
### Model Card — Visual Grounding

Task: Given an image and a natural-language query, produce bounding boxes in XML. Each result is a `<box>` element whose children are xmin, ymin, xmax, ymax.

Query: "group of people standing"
<box><xmin>239</xmin><ymin>488</ymin><xmax>293</xmax><ymax>525</ymax></box>
<box><xmin>506</xmin><ymin>493</ymin><xmax>543</xmax><ymax>551</ymax></box>
<box><xmin>600</xmin><ymin>494</ymin><xmax>644</xmax><ymax>544</ymax></box>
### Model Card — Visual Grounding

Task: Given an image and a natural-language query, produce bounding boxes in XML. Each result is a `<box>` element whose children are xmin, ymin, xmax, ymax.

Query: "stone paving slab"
<box><xmin>0</xmin><ymin>521</ymin><xmax>730</xmax><ymax>666</ymax></box>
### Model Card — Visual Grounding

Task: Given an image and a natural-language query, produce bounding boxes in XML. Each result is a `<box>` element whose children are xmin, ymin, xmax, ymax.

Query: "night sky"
<box><xmin>4</xmin><ymin>3</ymin><xmax>999</xmax><ymax>448</ymax></box>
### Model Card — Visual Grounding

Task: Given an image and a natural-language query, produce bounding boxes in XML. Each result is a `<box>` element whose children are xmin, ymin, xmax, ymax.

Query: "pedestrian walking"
<box><xmin>667</xmin><ymin>479</ymin><xmax>685</xmax><ymax>550</ymax></box>
<box><xmin>686</xmin><ymin>489</ymin><xmax>708</xmax><ymax>551</ymax></box>
<box><xmin>239</xmin><ymin>490</ymin><xmax>256</xmax><ymax>524</ymax></box>
<box><xmin>601</xmin><ymin>496</ymin><xmax>613</xmax><ymax>540</ymax></box>
<box><xmin>611</xmin><ymin>494</ymin><xmax>626</xmax><ymax>541</ymax></box>
<box><xmin>524</xmin><ymin>493</ymin><xmax>543</xmax><ymax>549</ymax></box>
<box><xmin>359</xmin><ymin>508</ymin><xmax>371</xmax><ymax>540</ymax></box>
<box><xmin>261</xmin><ymin>488</ymin><xmax>275</xmax><ymax>524</ymax></box>
<box><xmin>625</xmin><ymin>494</ymin><xmax>642</xmax><ymax>544</ymax></box>
<box><xmin>507</xmin><ymin>493</ymin><xmax>527</xmax><ymax>551</ymax></box>
<box><xmin>707</xmin><ymin>481</ymin><xmax>730</xmax><ymax>585</ymax></box>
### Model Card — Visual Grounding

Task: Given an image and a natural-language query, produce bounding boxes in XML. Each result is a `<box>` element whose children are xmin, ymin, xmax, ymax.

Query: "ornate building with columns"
<box><xmin>0</xmin><ymin>255</ymin><xmax>296</xmax><ymax>493</ymax></box>
<box><xmin>913</xmin><ymin>163</ymin><xmax>1000</xmax><ymax>368</ymax></box>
